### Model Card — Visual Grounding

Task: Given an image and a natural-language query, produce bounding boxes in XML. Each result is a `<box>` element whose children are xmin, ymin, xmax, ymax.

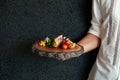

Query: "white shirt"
<box><xmin>88</xmin><ymin>0</ymin><xmax>120</xmax><ymax>80</ymax></box>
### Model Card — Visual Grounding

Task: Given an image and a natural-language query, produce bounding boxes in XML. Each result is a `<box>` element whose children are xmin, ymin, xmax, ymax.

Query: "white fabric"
<box><xmin>88</xmin><ymin>0</ymin><xmax>120</xmax><ymax>80</ymax></box>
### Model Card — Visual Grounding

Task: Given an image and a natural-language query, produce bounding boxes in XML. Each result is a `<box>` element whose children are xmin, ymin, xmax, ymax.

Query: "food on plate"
<box><xmin>52</xmin><ymin>35</ymin><xmax>63</xmax><ymax>48</ymax></box>
<box><xmin>61</xmin><ymin>43</ymin><xmax>68</xmax><ymax>49</ymax></box>
<box><xmin>45</xmin><ymin>37</ymin><xmax>53</xmax><ymax>47</ymax></box>
<box><xmin>61</xmin><ymin>38</ymin><xmax>76</xmax><ymax>49</ymax></box>
<box><xmin>38</xmin><ymin>35</ymin><xmax>76</xmax><ymax>49</ymax></box>
<box><xmin>39</xmin><ymin>40</ymin><xmax>46</xmax><ymax>47</ymax></box>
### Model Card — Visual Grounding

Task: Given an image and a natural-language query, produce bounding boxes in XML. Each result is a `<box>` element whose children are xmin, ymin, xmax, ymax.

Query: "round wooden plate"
<box><xmin>32</xmin><ymin>41</ymin><xmax>83</xmax><ymax>59</ymax></box>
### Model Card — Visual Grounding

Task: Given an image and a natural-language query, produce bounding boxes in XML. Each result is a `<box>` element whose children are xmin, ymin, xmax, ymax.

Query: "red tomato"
<box><xmin>67</xmin><ymin>44</ymin><xmax>72</xmax><ymax>49</ymax></box>
<box><xmin>61</xmin><ymin>44</ymin><xmax>68</xmax><ymax>49</ymax></box>
<box><xmin>64</xmin><ymin>39</ymin><xmax>71</xmax><ymax>45</ymax></box>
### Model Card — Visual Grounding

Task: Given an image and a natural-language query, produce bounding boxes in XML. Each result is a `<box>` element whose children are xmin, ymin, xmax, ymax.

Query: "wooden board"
<box><xmin>32</xmin><ymin>42</ymin><xmax>83</xmax><ymax>59</ymax></box>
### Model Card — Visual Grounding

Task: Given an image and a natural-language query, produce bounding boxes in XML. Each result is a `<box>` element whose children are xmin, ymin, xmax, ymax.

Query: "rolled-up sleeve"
<box><xmin>88</xmin><ymin>0</ymin><xmax>102</xmax><ymax>38</ymax></box>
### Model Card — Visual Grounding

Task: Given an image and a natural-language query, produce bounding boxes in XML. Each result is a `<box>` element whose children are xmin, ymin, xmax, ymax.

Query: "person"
<box><xmin>59</xmin><ymin>0</ymin><xmax>120</xmax><ymax>80</ymax></box>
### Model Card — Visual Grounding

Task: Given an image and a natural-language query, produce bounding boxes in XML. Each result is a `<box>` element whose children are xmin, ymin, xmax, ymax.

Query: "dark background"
<box><xmin>0</xmin><ymin>0</ymin><xmax>98</xmax><ymax>80</ymax></box>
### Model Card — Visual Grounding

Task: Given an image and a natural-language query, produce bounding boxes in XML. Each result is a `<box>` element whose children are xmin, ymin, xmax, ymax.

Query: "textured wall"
<box><xmin>0</xmin><ymin>0</ymin><xmax>98</xmax><ymax>80</ymax></box>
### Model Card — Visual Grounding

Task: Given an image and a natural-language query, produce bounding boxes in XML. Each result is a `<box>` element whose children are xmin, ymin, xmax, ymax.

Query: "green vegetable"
<box><xmin>45</xmin><ymin>37</ymin><xmax>53</xmax><ymax>47</ymax></box>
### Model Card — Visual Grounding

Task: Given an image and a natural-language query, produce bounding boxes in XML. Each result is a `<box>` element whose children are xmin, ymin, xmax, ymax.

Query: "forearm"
<box><xmin>77</xmin><ymin>33</ymin><xmax>101</xmax><ymax>53</ymax></box>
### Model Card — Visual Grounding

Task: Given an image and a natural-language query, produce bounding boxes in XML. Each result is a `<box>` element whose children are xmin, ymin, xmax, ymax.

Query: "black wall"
<box><xmin>0</xmin><ymin>0</ymin><xmax>98</xmax><ymax>80</ymax></box>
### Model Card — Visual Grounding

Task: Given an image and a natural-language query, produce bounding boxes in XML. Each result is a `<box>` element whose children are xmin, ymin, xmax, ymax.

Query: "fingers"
<box><xmin>57</xmin><ymin>57</ymin><xmax>69</xmax><ymax>61</ymax></box>
<box><xmin>61</xmin><ymin>57</ymin><xmax>69</xmax><ymax>61</ymax></box>
<box><xmin>55</xmin><ymin>53</ymin><xmax>70</xmax><ymax>61</ymax></box>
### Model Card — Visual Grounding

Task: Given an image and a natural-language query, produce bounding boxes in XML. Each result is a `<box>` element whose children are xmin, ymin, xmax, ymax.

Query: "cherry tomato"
<box><xmin>67</xmin><ymin>43</ymin><xmax>72</xmax><ymax>49</ymax></box>
<box><xmin>64</xmin><ymin>39</ymin><xmax>71</xmax><ymax>45</ymax></box>
<box><xmin>61</xmin><ymin>44</ymin><xmax>68</xmax><ymax>49</ymax></box>
<box><xmin>68</xmin><ymin>43</ymin><xmax>76</xmax><ymax>49</ymax></box>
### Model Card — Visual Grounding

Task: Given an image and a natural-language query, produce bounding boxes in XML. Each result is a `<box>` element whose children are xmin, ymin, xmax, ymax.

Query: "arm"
<box><xmin>77</xmin><ymin>33</ymin><xmax>101</xmax><ymax>53</ymax></box>
<box><xmin>59</xmin><ymin>0</ymin><xmax>102</xmax><ymax>60</ymax></box>
<box><xmin>77</xmin><ymin>0</ymin><xmax>102</xmax><ymax>53</ymax></box>
<box><xmin>59</xmin><ymin>34</ymin><xmax>100</xmax><ymax>61</ymax></box>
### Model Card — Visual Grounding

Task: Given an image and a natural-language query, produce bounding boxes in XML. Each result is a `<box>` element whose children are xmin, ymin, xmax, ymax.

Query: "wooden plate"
<box><xmin>32</xmin><ymin>41</ymin><xmax>83</xmax><ymax>59</ymax></box>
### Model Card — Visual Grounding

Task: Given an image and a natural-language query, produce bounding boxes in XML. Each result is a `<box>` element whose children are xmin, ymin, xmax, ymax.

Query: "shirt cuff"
<box><xmin>88</xmin><ymin>28</ymin><xmax>101</xmax><ymax>38</ymax></box>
